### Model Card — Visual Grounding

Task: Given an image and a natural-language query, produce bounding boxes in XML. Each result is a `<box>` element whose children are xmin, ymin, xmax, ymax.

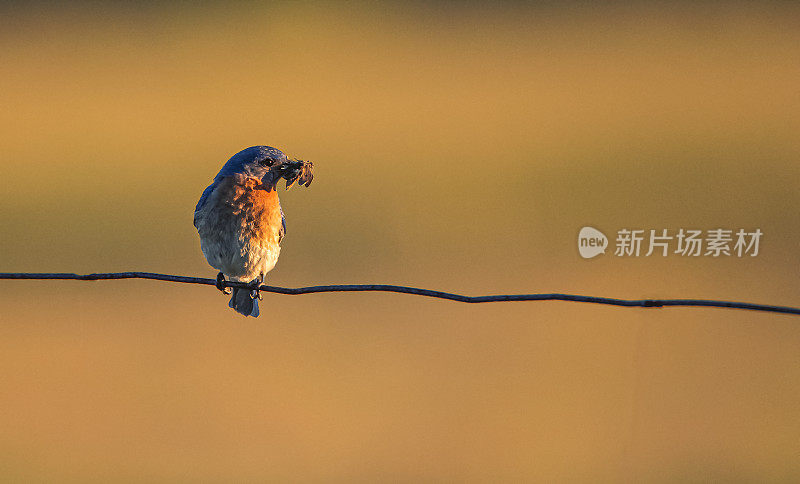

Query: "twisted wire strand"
<box><xmin>1</xmin><ymin>272</ymin><xmax>798</xmax><ymax>315</ymax></box>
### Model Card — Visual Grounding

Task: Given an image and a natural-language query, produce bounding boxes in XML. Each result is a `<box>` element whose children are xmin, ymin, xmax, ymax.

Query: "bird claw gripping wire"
<box><xmin>249</xmin><ymin>276</ymin><xmax>264</xmax><ymax>300</ymax></box>
<box><xmin>216</xmin><ymin>272</ymin><xmax>231</xmax><ymax>295</ymax></box>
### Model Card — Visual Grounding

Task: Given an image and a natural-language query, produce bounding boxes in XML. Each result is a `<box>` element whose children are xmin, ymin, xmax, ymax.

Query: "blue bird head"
<box><xmin>195</xmin><ymin>145</ymin><xmax>313</xmax><ymax>214</ymax></box>
<box><xmin>216</xmin><ymin>145</ymin><xmax>288</xmax><ymax>179</ymax></box>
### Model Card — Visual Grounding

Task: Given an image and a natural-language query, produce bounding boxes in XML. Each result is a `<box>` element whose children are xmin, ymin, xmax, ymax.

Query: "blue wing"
<box><xmin>279</xmin><ymin>208</ymin><xmax>286</xmax><ymax>244</ymax></box>
<box><xmin>193</xmin><ymin>181</ymin><xmax>218</xmax><ymax>228</ymax></box>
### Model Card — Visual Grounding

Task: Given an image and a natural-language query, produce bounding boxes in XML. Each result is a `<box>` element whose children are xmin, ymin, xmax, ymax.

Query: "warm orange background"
<box><xmin>1</xmin><ymin>2</ymin><xmax>798</xmax><ymax>481</ymax></box>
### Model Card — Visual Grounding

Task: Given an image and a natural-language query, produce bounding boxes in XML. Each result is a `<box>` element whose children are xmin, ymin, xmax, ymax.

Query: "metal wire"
<box><xmin>1</xmin><ymin>272</ymin><xmax>797</xmax><ymax>315</ymax></box>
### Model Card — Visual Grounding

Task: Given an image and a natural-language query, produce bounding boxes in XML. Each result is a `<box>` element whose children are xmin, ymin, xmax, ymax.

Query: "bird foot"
<box><xmin>216</xmin><ymin>272</ymin><xmax>231</xmax><ymax>295</ymax></box>
<box><xmin>249</xmin><ymin>277</ymin><xmax>263</xmax><ymax>300</ymax></box>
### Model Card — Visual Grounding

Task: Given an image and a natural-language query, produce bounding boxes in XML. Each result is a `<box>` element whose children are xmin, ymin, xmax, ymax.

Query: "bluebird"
<box><xmin>194</xmin><ymin>146</ymin><xmax>313</xmax><ymax>317</ymax></box>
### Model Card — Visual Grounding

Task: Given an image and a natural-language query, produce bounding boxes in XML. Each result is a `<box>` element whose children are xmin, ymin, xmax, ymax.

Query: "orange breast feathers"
<box><xmin>212</xmin><ymin>175</ymin><xmax>284</xmax><ymax>246</ymax></box>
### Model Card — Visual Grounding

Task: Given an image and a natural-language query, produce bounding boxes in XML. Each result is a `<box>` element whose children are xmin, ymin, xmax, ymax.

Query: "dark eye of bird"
<box><xmin>259</xmin><ymin>159</ymin><xmax>273</xmax><ymax>166</ymax></box>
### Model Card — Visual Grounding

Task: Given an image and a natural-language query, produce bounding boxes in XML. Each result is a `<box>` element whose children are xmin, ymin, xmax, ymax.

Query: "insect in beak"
<box><xmin>281</xmin><ymin>159</ymin><xmax>314</xmax><ymax>190</ymax></box>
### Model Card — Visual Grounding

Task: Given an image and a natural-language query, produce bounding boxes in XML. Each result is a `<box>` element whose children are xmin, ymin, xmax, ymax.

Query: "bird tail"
<box><xmin>229</xmin><ymin>286</ymin><xmax>260</xmax><ymax>317</ymax></box>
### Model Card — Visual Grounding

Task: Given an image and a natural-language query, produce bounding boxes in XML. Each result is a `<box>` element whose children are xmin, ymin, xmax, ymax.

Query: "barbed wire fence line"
<box><xmin>1</xmin><ymin>272</ymin><xmax>798</xmax><ymax>316</ymax></box>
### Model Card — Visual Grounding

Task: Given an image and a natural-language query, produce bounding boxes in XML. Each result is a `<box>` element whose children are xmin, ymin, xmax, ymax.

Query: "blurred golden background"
<box><xmin>1</xmin><ymin>1</ymin><xmax>798</xmax><ymax>481</ymax></box>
